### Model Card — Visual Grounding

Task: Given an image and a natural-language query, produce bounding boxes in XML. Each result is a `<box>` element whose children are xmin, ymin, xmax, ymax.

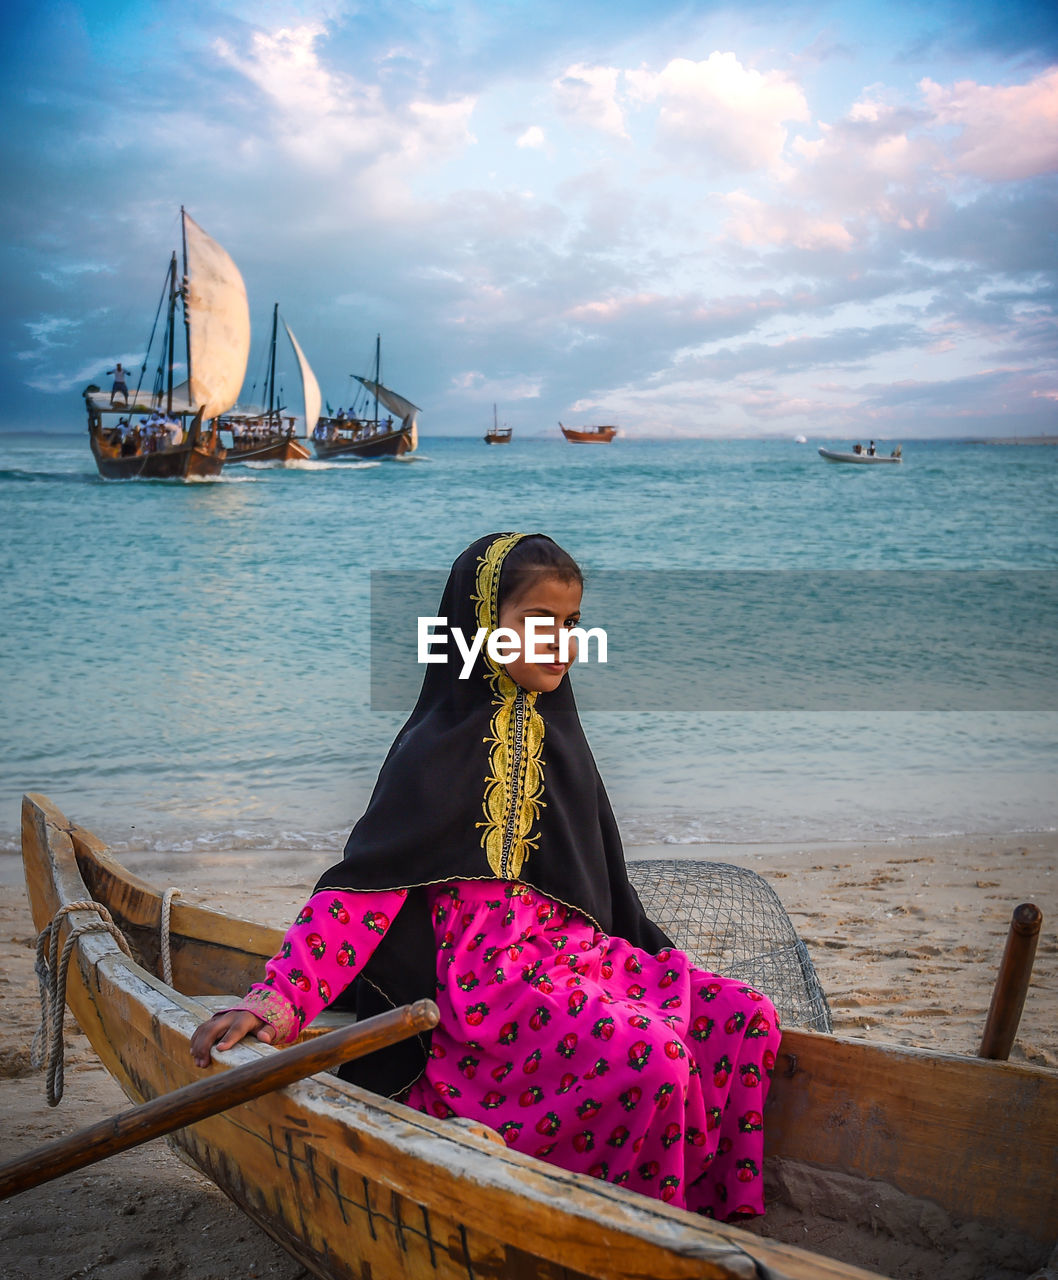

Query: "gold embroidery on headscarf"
<box><xmin>473</xmin><ymin>534</ymin><xmax>548</xmax><ymax>879</ymax></box>
<box><xmin>471</xmin><ymin>532</ymin><xmax>523</xmax><ymax>645</ymax></box>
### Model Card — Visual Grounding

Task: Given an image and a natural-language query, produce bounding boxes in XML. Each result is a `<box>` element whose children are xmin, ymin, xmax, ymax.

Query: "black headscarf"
<box><xmin>317</xmin><ymin>532</ymin><xmax>670</xmax><ymax>1093</ymax></box>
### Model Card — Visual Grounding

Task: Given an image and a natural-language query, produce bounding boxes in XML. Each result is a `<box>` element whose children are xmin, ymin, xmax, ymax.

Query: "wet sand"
<box><xmin>1</xmin><ymin>830</ymin><xmax>1054</xmax><ymax>1278</ymax></box>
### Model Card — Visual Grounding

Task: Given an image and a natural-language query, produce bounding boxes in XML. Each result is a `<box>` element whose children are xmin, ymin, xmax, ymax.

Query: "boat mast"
<box><xmin>166</xmin><ymin>251</ymin><xmax>177</xmax><ymax>416</ymax></box>
<box><xmin>373</xmin><ymin>333</ymin><xmax>380</xmax><ymax>429</ymax></box>
<box><xmin>180</xmin><ymin>206</ymin><xmax>192</xmax><ymax>413</ymax></box>
<box><xmin>267</xmin><ymin>302</ymin><xmax>278</xmax><ymax>421</ymax></box>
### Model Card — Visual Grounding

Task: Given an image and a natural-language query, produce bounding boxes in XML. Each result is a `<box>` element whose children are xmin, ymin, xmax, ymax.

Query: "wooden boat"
<box><xmin>85</xmin><ymin>401</ymin><xmax>225</xmax><ymax>480</ymax></box>
<box><xmin>313</xmin><ymin>335</ymin><xmax>419</xmax><ymax>459</ymax></box>
<box><xmin>19</xmin><ymin>794</ymin><xmax>1056</xmax><ymax>1280</ymax></box>
<box><xmin>484</xmin><ymin>404</ymin><xmax>512</xmax><ymax>444</ymax></box>
<box><xmin>220</xmin><ymin>304</ymin><xmax>316</xmax><ymax>465</ymax></box>
<box><xmin>220</xmin><ymin>413</ymin><xmax>309</xmax><ymax>464</ymax></box>
<box><xmin>819</xmin><ymin>446</ymin><xmax>902</xmax><ymax>465</ymax></box>
<box><xmin>560</xmin><ymin>422</ymin><xmax>618</xmax><ymax>443</ymax></box>
<box><xmin>83</xmin><ymin>209</ymin><xmax>250</xmax><ymax>480</ymax></box>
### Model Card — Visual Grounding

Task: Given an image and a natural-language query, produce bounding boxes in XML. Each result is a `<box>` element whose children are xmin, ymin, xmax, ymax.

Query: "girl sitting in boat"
<box><xmin>190</xmin><ymin>532</ymin><xmax>780</xmax><ymax>1219</ymax></box>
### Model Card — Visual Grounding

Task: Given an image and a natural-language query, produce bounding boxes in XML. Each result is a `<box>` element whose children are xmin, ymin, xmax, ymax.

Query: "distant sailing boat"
<box><xmin>220</xmin><ymin>303</ymin><xmax>316</xmax><ymax>464</ymax></box>
<box><xmin>83</xmin><ymin>208</ymin><xmax>250</xmax><ymax>479</ymax></box>
<box><xmin>484</xmin><ymin>404</ymin><xmax>512</xmax><ymax>444</ymax></box>
<box><xmin>559</xmin><ymin>422</ymin><xmax>618</xmax><ymax>443</ymax></box>
<box><xmin>312</xmin><ymin>335</ymin><xmax>420</xmax><ymax>459</ymax></box>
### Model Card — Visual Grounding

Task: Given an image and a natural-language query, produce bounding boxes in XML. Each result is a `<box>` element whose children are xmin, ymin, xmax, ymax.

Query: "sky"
<box><xmin>2</xmin><ymin>0</ymin><xmax>1057</xmax><ymax>438</ymax></box>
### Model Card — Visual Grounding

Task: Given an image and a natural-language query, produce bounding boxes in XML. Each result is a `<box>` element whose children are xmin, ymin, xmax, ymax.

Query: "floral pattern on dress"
<box><xmin>234</xmin><ymin>878</ymin><xmax>780</xmax><ymax>1221</ymax></box>
<box><xmin>231</xmin><ymin>889</ymin><xmax>408</xmax><ymax>1038</ymax></box>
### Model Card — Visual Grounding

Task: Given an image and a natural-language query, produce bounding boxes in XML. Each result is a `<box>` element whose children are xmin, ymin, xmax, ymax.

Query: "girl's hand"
<box><xmin>190</xmin><ymin>1009</ymin><xmax>275</xmax><ymax>1067</ymax></box>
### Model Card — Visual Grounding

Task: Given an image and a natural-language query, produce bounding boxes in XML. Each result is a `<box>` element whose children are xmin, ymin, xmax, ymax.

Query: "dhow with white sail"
<box><xmin>83</xmin><ymin>209</ymin><xmax>250</xmax><ymax>480</ymax></box>
<box><xmin>219</xmin><ymin>303</ymin><xmax>318</xmax><ymax>464</ymax></box>
<box><xmin>312</xmin><ymin>335</ymin><xmax>420</xmax><ymax>459</ymax></box>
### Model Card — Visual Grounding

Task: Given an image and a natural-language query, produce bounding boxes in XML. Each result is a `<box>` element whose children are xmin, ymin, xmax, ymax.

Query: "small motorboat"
<box><xmin>819</xmin><ymin>444</ymin><xmax>902</xmax><ymax>465</ymax></box>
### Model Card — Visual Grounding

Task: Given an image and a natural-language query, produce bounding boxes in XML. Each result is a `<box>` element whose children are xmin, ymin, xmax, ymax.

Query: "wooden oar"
<box><xmin>0</xmin><ymin>998</ymin><xmax>438</xmax><ymax>1200</ymax></box>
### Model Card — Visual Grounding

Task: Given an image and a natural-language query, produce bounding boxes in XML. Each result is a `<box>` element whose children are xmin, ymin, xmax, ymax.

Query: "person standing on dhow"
<box><xmin>107</xmin><ymin>362</ymin><xmax>129</xmax><ymax>407</ymax></box>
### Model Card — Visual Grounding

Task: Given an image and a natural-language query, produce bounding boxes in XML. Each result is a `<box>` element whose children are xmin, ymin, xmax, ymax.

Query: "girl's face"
<box><xmin>497</xmin><ymin>574</ymin><xmax>583</xmax><ymax>694</ymax></box>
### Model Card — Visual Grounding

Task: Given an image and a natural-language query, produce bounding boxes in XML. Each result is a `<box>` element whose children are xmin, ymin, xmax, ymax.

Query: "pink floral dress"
<box><xmin>236</xmin><ymin>879</ymin><xmax>781</xmax><ymax>1220</ymax></box>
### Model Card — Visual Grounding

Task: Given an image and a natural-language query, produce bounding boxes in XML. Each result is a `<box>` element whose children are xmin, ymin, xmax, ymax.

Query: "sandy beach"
<box><xmin>1</xmin><ymin>829</ymin><xmax>1054</xmax><ymax>1278</ymax></box>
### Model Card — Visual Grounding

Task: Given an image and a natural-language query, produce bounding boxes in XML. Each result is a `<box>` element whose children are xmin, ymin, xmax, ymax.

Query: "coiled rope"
<box><xmin>32</xmin><ymin>901</ymin><xmax>133</xmax><ymax>1107</ymax></box>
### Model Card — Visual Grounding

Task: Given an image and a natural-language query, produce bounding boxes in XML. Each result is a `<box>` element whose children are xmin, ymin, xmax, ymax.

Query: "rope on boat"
<box><xmin>32</xmin><ymin>901</ymin><xmax>133</xmax><ymax>1108</ymax></box>
<box><xmin>160</xmin><ymin>887</ymin><xmax>182</xmax><ymax>987</ymax></box>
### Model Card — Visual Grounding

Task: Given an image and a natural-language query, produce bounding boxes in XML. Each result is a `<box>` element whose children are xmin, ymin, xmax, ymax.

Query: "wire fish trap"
<box><xmin>627</xmin><ymin>859</ymin><xmax>832</xmax><ymax>1034</ymax></box>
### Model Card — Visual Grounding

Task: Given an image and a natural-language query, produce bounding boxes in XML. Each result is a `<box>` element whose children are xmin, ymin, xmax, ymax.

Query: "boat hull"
<box><xmin>484</xmin><ymin>433</ymin><xmax>512</xmax><ymax>444</ymax></box>
<box><xmin>560</xmin><ymin>424</ymin><xmax>617</xmax><ymax>443</ymax></box>
<box><xmin>313</xmin><ymin>428</ymin><xmax>414</xmax><ymax>459</ymax></box>
<box><xmin>18</xmin><ymin>794</ymin><xmax>1056</xmax><ymax>1280</ymax></box>
<box><xmin>224</xmin><ymin>436</ymin><xmax>312</xmax><ymax>465</ymax></box>
<box><xmin>88</xmin><ymin>424</ymin><xmax>225</xmax><ymax>479</ymax></box>
<box><xmin>818</xmin><ymin>448</ymin><xmax>902</xmax><ymax>465</ymax></box>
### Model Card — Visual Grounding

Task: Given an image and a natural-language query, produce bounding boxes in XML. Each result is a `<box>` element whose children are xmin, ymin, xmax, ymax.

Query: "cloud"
<box><xmin>723</xmin><ymin>191</ymin><xmax>854</xmax><ymax>251</ymax></box>
<box><xmin>213</xmin><ymin>22</ymin><xmax>475</xmax><ymax>174</ymax></box>
<box><xmin>18</xmin><ymin>316</ymin><xmax>81</xmax><ymax>359</ymax></box>
<box><xmin>921</xmin><ymin>68</ymin><xmax>1058</xmax><ymax>180</ymax></box>
<box><xmin>4</xmin><ymin>4</ymin><xmax>1057</xmax><ymax>438</ymax></box>
<box><xmin>777</xmin><ymin>70</ymin><xmax>1058</xmax><ymax>250</ymax></box>
<box><xmin>674</xmin><ymin>324</ymin><xmax>928</xmax><ymax>381</ymax></box>
<box><xmin>449</xmin><ymin>371</ymin><xmax>541</xmax><ymax>400</ymax></box>
<box><xmin>625</xmin><ymin>52</ymin><xmax>809</xmax><ymax>171</ymax></box>
<box><xmin>857</xmin><ymin>367</ymin><xmax>1032</xmax><ymax>416</ymax></box>
<box><xmin>38</xmin><ymin>261</ymin><xmax>114</xmax><ymax>288</ymax></box>
<box><xmin>553</xmin><ymin>63</ymin><xmax>627</xmax><ymax>138</ymax></box>
<box><xmin>780</xmin><ymin>95</ymin><xmax>943</xmax><ymax>240</ymax></box>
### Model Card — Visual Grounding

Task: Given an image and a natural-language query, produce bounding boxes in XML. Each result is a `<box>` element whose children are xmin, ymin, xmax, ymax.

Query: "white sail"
<box><xmin>182</xmin><ymin>211</ymin><xmax>250</xmax><ymax>419</ymax></box>
<box><xmin>355</xmin><ymin>377</ymin><xmax>420</xmax><ymax>431</ymax></box>
<box><xmin>283</xmin><ymin>321</ymin><xmax>321</xmax><ymax>435</ymax></box>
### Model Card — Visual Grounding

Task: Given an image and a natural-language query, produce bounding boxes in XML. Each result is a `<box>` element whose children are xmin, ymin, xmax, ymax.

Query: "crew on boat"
<box><xmin>107</xmin><ymin>362</ymin><xmax>129</xmax><ymax>407</ymax></box>
<box><xmin>867</xmin><ymin>441</ymin><xmax>877</xmax><ymax>456</ymax></box>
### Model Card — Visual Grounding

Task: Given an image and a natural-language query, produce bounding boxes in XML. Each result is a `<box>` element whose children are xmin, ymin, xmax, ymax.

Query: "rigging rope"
<box><xmin>32</xmin><ymin>902</ymin><xmax>133</xmax><ymax>1107</ymax></box>
<box><xmin>132</xmin><ymin>262</ymin><xmax>173</xmax><ymax>407</ymax></box>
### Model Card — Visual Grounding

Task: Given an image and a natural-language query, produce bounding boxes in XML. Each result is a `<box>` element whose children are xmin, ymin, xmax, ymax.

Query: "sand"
<box><xmin>1</xmin><ymin>830</ymin><xmax>1054</xmax><ymax>1278</ymax></box>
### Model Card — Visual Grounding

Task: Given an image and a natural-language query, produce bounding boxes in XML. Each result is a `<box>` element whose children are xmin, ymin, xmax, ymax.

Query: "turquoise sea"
<box><xmin>1</xmin><ymin>432</ymin><xmax>1056</xmax><ymax>861</ymax></box>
